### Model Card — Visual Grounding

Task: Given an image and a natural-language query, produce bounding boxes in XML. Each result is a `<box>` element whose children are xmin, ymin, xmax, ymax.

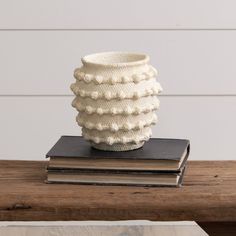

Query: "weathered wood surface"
<box><xmin>0</xmin><ymin>221</ymin><xmax>208</xmax><ymax>236</ymax></box>
<box><xmin>0</xmin><ymin>161</ymin><xmax>235</xmax><ymax>222</ymax></box>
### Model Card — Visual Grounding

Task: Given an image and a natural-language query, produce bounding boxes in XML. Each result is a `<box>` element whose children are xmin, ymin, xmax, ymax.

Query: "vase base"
<box><xmin>91</xmin><ymin>142</ymin><xmax>144</xmax><ymax>152</ymax></box>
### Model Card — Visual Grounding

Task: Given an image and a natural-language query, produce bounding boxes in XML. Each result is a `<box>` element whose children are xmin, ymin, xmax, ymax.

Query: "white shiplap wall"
<box><xmin>0</xmin><ymin>0</ymin><xmax>235</xmax><ymax>160</ymax></box>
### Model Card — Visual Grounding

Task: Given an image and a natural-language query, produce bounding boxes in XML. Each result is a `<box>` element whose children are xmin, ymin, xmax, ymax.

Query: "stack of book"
<box><xmin>46</xmin><ymin>136</ymin><xmax>190</xmax><ymax>187</ymax></box>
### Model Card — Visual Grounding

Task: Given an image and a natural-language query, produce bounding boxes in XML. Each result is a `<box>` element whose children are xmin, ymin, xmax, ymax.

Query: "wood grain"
<box><xmin>0</xmin><ymin>160</ymin><xmax>235</xmax><ymax>222</ymax></box>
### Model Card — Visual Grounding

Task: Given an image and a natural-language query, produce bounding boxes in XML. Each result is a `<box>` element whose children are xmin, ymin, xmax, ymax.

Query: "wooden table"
<box><xmin>0</xmin><ymin>160</ymin><xmax>235</xmax><ymax>236</ymax></box>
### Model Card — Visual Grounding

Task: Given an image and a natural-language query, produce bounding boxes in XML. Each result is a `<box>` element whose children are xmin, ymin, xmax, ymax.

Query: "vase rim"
<box><xmin>81</xmin><ymin>52</ymin><xmax>150</xmax><ymax>68</ymax></box>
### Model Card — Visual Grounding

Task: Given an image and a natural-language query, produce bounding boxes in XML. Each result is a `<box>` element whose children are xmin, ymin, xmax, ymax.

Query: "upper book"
<box><xmin>46</xmin><ymin>136</ymin><xmax>190</xmax><ymax>172</ymax></box>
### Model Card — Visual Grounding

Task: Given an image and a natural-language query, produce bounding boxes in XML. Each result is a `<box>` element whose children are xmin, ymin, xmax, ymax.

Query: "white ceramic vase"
<box><xmin>71</xmin><ymin>52</ymin><xmax>162</xmax><ymax>151</ymax></box>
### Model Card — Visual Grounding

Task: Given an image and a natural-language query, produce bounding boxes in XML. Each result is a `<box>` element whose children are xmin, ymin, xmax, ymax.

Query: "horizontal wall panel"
<box><xmin>0</xmin><ymin>96</ymin><xmax>235</xmax><ymax>160</ymax></box>
<box><xmin>0</xmin><ymin>31</ymin><xmax>236</xmax><ymax>95</ymax></box>
<box><xmin>0</xmin><ymin>0</ymin><xmax>236</xmax><ymax>29</ymax></box>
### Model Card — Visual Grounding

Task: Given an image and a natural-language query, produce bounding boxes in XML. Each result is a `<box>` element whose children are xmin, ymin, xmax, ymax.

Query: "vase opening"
<box><xmin>82</xmin><ymin>52</ymin><xmax>149</xmax><ymax>68</ymax></box>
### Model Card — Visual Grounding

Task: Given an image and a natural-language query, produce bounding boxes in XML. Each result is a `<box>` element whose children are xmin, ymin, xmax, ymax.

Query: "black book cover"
<box><xmin>46</xmin><ymin>136</ymin><xmax>190</xmax><ymax>161</ymax></box>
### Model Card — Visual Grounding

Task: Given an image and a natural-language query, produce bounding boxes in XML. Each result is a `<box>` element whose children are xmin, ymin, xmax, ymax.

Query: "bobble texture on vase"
<box><xmin>71</xmin><ymin>52</ymin><xmax>162</xmax><ymax>151</ymax></box>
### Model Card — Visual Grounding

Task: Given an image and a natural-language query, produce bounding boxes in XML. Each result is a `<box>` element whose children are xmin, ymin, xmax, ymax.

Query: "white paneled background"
<box><xmin>0</xmin><ymin>0</ymin><xmax>235</xmax><ymax>160</ymax></box>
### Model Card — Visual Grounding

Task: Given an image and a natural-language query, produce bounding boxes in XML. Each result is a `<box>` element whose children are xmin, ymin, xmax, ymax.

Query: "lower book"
<box><xmin>46</xmin><ymin>167</ymin><xmax>186</xmax><ymax>187</ymax></box>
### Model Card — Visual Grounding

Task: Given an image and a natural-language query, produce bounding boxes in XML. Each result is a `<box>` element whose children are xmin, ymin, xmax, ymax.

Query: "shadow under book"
<box><xmin>46</xmin><ymin>136</ymin><xmax>190</xmax><ymax>187</ymax></box>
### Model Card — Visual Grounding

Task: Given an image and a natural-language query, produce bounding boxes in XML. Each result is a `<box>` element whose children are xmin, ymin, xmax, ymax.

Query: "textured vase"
<box><xmin>71</xmin><ymin>52</ymin><xmax>162</xmax><ymax>151</ymax></box>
